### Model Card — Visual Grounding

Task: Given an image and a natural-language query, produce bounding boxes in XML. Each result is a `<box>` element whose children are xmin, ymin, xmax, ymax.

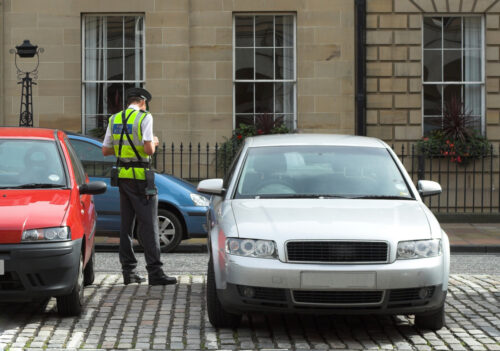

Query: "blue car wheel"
<box><xmin>157</xmin><ymin>208</ymin><xmax>183</xmax><ymax>252</ymax></box>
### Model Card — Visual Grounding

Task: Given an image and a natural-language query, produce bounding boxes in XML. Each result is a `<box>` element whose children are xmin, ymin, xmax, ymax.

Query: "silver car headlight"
<box><xmin>22</xmin><ymin>227</ymin><xmax>70</xmax><ymax>242</ymax></box>
<box><xmin>190</xmin><ymin>193</ymin><xmax>209</xmax><ymax>207</ymax></box>
<box><xmin>226</xmin><ymin>238</ymin><xmax>277</xmax><ymax>259</ymax></box>
<box><xmin>397</xmin><ymin>239</ymin><xmax>441</xmax><ymax>259</ymax></box>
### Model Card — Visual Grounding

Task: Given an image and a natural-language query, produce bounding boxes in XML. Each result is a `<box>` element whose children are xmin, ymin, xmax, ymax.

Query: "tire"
<box><xmin>206</xmin><ymin>257</ymin><xmax>242</xmax><ymax>328</ymax></box>
<box><xmin>157</xmin><ymin>208</ymin><xmax>183</xmax><ymax>253</ymax></box>
<box><xmin>415</xmin><ymin>304</ymin><xmax>445</xmax><ymax>330</ymax></box>
<box><xmin>83</xmin><ymin>247</ymin><xmax>95</xmax><ymax>286</ymax></box>
<box><xmin>57</xmin><ymin>254</ymin><xmax>84</xmax><ymax>316</ymax></box>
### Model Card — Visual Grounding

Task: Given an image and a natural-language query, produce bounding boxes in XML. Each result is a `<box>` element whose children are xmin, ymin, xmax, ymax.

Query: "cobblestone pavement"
<box><xmin>0</xmin><ymin>274</ymin><xmax>498</xmax><ymax>351</ymax></box>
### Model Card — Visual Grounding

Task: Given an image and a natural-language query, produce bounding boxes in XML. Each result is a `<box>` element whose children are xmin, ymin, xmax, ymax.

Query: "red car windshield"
<box><xmin>0</xmin><ymin>139</ymin><xmax>67</xmax><ymax>189</ymax></box>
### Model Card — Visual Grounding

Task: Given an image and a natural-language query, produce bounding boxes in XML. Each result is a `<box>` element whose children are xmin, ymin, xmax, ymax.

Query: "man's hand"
<box><xmin>102</xmin><ymin>146</ymin><xmax>115</xmax><ymax>156</ymax></box>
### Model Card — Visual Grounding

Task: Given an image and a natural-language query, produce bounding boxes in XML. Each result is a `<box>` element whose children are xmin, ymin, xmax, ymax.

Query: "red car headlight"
<box><xmin>22</xmin><ymin>227</ymin><xmax>71</xmax><ymax>242</ymax></box>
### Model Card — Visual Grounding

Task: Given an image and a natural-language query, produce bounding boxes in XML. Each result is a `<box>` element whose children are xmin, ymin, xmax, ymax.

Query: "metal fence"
<box><xmin>151</xmin><ymin>142</ymin><xmax>500</xmax><ymax>214</ymax></box>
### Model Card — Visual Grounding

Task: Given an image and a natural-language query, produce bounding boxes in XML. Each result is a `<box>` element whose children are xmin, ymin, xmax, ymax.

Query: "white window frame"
<box><xmin>232</xmin><ymin>13</ymin><xmax>297</xmax><ymax>130</ymax></box>
<box><xmin>421</xmin><ymin>15</ymin><xmax>485</xmax><ymax>135</ymax></box>
<box><xmin>81</xmin><ymin>14</ymin><xmax>146</xmax><ymax>134</ymax></box>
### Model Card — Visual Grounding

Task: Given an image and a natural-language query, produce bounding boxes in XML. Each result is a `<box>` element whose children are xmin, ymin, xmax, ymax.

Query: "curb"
<box><xmin>450</xmin><ymin>245</ymin><xmax>500</xmax><ymax>254</ymax></box>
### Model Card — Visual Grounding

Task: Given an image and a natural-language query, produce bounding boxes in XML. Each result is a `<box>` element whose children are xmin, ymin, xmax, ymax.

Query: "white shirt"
<box><xmin>102</xmin><ymin>104</ymin><xmax>153</xmax><ymax>147</ymax></box>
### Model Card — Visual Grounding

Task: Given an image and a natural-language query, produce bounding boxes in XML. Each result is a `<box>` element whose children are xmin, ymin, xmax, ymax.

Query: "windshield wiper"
<box><xmin>350</xmin><ymin>195</ymin><xmax>413</xmax><ymax>200</ymax></box>
<box><xmin>255</xmin><ymin>194</ymin><xmax>351</xmax><ymax>199</ymax></box>
<box><xmin>3</xmin><ymin>183</ymin><xmax>66</xmax><ymax>189</ymax></box>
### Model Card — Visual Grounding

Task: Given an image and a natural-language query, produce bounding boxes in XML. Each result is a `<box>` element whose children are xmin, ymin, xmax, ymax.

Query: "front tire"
<box><xmin>157</xmin><ymin>209</ymin><xmax>183</xmax><ymax>253</ymax></box>
<box><xmin>415</xmin><ymin>304</ymin><xmax>445</xmax><ymax>330</ymax></box>
<box><xmin>57</xmin><ymin>254</ymin><xmax>84</xmax><ymax>316</ymax></box>
<box><xmin>83</xmin><ymin>247</ymin><xmax>95</xmax><ymax>286</ymax></box>
<box><xmin>206</xmin><ymin>257</ymin><xmax>242</xmax><ymax>328</ymax></box>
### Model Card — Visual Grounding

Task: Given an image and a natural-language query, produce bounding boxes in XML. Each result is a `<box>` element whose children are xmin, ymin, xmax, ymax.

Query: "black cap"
<box><xmin>126</xmin><ymin>87</ymin><xmax>152</xmax><ymax>102</ymax></box>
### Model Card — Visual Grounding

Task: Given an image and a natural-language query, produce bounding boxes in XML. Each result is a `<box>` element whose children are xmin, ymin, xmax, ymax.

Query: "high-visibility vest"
<box><xmin>109</xmin><ymin>108</ymin><xmax>150</xmax><ymax>180</ymax></box>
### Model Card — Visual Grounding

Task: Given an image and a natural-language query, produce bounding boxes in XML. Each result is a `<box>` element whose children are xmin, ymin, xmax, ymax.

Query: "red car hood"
<box><xmin>0</xmin><ymin>189</ymin><xmax>71</xmax><ymax>243</ymax></box>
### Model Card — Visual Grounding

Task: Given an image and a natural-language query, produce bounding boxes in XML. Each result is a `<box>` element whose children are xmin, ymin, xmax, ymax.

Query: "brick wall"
<box><xmin>366</xmin><ymin>0</ymin><xmax>500</xmax><ymax>150</ymax></box>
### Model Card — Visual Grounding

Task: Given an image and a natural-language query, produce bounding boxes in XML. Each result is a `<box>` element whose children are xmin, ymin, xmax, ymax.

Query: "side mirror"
<box><xmin>197</xmin><ymin>178</ymin><xmax>224</xmax><ymax>196</ymax></box>
<box><xmin>417</xmin><ymin>180</ymin><xmax>442</xmax><ymax>197</ymax></box>
<box><xmin>80</xmin><ymin>181</ymin><xmax>107</xmax><ymax>195</ymax></box>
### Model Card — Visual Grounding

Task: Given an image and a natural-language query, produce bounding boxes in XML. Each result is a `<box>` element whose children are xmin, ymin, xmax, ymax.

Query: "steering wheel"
<box><xmin>256</xmin><ymin>178</ymin><xmax>296</xmax><ymax>195</ymax></box>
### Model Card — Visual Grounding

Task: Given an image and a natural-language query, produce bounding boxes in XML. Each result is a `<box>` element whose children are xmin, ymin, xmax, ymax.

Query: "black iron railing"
<box><xmin>148</xmin><ymin>142</ymin><xmax>500</xmax><ymax>214</ymax></box>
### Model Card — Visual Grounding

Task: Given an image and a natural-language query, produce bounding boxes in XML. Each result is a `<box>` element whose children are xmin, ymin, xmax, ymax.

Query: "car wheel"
<box><xmin>158</xmin><ymin>209</ymin><xmax>183</xmax><ymax>253</ymax></box>
<box><xmin>83</xmin><ymin>247</ymin><xmax>95</xmax><ymax>286</ymax></box>
<box><xmin>56</xmin><ymin>254</ymin><xmax>84</xmax><ymax>316</ymax></box>
<box><xmin>415</xmin><ymin>304</ymin><xmax>445</xmax><ymax>330</ymax></box>
<box><xmin>206</xmin><ymin>257</ymin><xmax>242</xmax><ymax>328</ymax></box>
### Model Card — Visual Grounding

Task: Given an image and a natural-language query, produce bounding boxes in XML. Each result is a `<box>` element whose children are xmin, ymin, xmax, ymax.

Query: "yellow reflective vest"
<box><xmin>109</xmin><ymin>108</ymin><xmax>150</xmax><ymax>180</ymax></box>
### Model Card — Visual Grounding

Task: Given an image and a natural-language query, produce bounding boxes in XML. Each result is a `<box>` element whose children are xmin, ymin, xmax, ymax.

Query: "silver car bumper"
<box><xmin>217</xmin><ymin>254</ymin><xmax>447</xmax><ymax>314</ymax></box>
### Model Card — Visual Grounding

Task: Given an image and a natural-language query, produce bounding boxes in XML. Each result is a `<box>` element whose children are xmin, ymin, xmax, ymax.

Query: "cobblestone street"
<box><xmin>0</xmin><ymin>274</ymin><xmax>498</xmax><ymax>351</ymax></box>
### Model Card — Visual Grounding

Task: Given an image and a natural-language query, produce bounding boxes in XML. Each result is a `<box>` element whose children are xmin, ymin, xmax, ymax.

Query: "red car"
<box><xmin>0</xmin><ymin>127</ymin><xmax>106</xmax><ymax>316</ymax></box>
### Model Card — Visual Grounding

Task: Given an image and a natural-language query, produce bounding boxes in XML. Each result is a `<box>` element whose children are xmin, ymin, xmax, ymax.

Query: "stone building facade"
<box><xmin>0</xmin><ymin>0</ymin><xmax>499</xmax><ymax>149</ymax></box>
<box><xmin>0</xmin><ymin>0</ymin><xmax>355</xmax><ymax>146</ymax></box>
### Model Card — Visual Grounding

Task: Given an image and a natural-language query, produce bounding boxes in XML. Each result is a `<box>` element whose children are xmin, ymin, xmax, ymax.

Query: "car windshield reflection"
<box><xmin>234</xmin><ymin>146</ymin><xmax>414</xmax><ymax>200</ymax></box>
<box><xmin>0</xmin><ymin>139</ymin><xmax>66</xmax><ymax>189</ymax></box>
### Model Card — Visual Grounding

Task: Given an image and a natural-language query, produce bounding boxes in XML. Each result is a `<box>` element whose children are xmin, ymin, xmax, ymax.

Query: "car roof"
<box><xmin>0</xmin><ymin>127</ymin><xmax>59</xmax><ymax>140</ymax></box>
<box><xmin>244</xmin><ymin>134</ymin><xmax>389</xmax><ymax>148</ymax></box>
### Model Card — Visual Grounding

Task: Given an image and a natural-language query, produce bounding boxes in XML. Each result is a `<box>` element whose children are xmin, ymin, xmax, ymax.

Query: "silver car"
<box><xmin>198</xmin><ymin>134</ymin><xmax>450</xmax><ymax>330</ymax></box>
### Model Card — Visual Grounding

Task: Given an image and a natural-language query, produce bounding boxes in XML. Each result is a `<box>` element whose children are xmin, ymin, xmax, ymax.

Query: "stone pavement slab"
<box><xmin>0</xmin><ymin>273</ymin><xmax>499</xmax><ymax>351</ymax></box>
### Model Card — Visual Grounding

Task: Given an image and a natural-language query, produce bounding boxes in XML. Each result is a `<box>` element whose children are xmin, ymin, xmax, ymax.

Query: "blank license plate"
<box><xmin>301</xmin><ymin>271</ymin><xmax>376</xmax><ymax>289</ymax></box>
<box><xmin>0</xmin><ymin>260</ymin><xmax>4</xmax><ymax>275</ymax></box>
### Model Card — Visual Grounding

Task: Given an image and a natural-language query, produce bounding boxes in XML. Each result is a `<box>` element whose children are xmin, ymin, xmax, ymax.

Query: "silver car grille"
<box><xmin>293</xmin><ymin>290</ymin><xmax>384</xmax><ymax>305</ymax></box>
<box><xmin>286</xmin><ymin>241</ymin><xmax>389</xmax><ymax>263</ymax></box>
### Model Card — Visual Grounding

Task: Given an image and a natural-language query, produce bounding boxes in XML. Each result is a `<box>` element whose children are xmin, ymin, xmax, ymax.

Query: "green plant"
<box><xmin>216</xmin><ymin>114</ymin><xmax>290</xmax><ymax>172</ymax></box>
<box><xmin>417</xmin><ymin>96</ymin><xmax>490</xmax><ymax>164</ymax></box>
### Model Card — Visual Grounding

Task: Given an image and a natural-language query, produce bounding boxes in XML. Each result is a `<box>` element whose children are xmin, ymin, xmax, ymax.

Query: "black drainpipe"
<box><xmin>355</xmin><ymin>0</ymin><xmax>366</xmax><ymax>136</ymax></box>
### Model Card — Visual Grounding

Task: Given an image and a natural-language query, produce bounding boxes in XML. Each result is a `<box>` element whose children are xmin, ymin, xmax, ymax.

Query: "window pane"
<box><xmin>235</xmin><ymin>48</ymin><xmax>254</xmax><ymax>79</ymax></box>
<box><xmin>85</xmin><ymin>49</ymin><xmax>104</xmax><ymax>80</ymax></box>
<box><xmin>443</xmin><ymin>50</ymin><xmax>461</xmax><ymax>81</ymax></box>
<box><xmin>107</xmin><ymin>49</ymin><xmax>123</xmax><ymax>80</ymax></box>
<box><xmin>276</xmin><ymin>16</ymin><xmax>293</xmax><ymax>47</ymax></box>
<box><xmin>255</xmin><ymin>16</ymin><xmax>274</xmax><ymax>47</ymax></box>
<box><xmin>275</xmin><ymin>48</ymin><xmax>294</xmax><ymax>80</ymax></box>
<box><xmin>275</xmin><ymin>82</ymin><xmax>294</xmax><ymax>114</ymax></box>
<box><xmin>424</xmin><ymin>117</ymin><xmax>443</xmax><ymax>135</ymax></box>
<box><xmin>235</xmin><ymin>83</ymin><xmax>254</xmax><ymax>113</ymax></box>
<box><xmin>443</xmin><ymin>17</ymin><xmax>461</xmax><ymax>49</ymax></box>
<box><xmin>235</xmin><ymin>115</ymin><xmax>254</xmax><ymax>128</ymax></box>
<box><xmin>85</xmin><ymin>16</ymin><xmax>103</xmax><ymax>48</ymax></box>
<box><xmin>424</xmin><ymin>84</ymin><xmax>442</xmax><ymax>115</ymax></box>
<box><xmin>463</xmin><ymin>49</ymin><xmax>481</xmax><ymax>81</ymax></box>
<box><xmin>424</xmin><ymin>17</ymin><xmax>442</xmax><ymax>49</ymax></box>
<box><xmin>464</xmin><ymin>17</ymin><xmax>481</xmax><ymax>49</ymax></box>
<box><xmin>235</xmin><ymin>16</ymin><xmax>253</xmax><ymax>47</ymax></box>
<box><xmin>424</xmin><ymin>50</ymin><xmax>442</xmax><ymax>81</ymax></box>
<box><xmin>464</xmin><ymin>84</ymin><xmax>481</xmax><ymax>116</ymax></box>
<box><xmin>125</xmin><ymin>16</ymin><xmax>143</xmax><ymax>48</ymax></box>
<box><xmin>107</xmin><ymin>83</ymin><xmax>126</xmax><ymax>114</ymax></box>
<box><xmin>255</xmin><ymin>48</ymin><xmax>273</xmax><ymax>80</ymax></box>
<box><xmin>443</xmin><ymin>84</ymin><xmax>462</xmax><ymax>108</ymax></box>
<box><xmin>124</xmin><ymin>49</ymin><xmax>143</xmax><ymax>80</ymax></box>
<box><xmin>255</xmin><ymin>83</ymin><xmax>274</xmax><ymax>113</ymax></box>
<box><xmin>106</xmin><ymin>16</ymin><xmax>123</xmax><ymax>48</ymax></box>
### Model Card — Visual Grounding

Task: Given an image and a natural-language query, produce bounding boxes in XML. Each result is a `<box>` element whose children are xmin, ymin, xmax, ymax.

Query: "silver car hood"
<box><xmin>230</xmin><ymin>199</ymin><xmax>434</xmax><ymax>241</ymax></box>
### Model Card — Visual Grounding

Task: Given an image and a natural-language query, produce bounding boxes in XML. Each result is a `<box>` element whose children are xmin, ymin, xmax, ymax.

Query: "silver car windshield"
<box><xmin>234</xmin><ymin>145</ymin><xmax>413</xmax><ymax>199</ymax></box>
<box><xmin>0</xmin><ymin>139</ymin><xmax>67</xmax><ymax>189</ymax></box>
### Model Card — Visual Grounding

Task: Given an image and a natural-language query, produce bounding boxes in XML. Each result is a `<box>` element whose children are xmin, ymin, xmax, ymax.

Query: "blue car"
<box><xmin>67</xmin><ymin>134</ymin><xmax>209</xmax><ymax>252</ymax></box>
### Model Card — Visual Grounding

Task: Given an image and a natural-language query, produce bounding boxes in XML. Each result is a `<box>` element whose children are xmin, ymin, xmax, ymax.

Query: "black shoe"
<box><xmin>123</xmin><ymin>272</ymin><xmax>146</xmax><ymax>285</ymax></box>
<box><xmin>149</xmin><ymin>273</ymin><xmax>177</xmax><ymax>286</ymax></box>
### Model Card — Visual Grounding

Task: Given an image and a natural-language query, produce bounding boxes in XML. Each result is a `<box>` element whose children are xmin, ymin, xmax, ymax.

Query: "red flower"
<box><xmin>257</xmin><ymin>129</ymin><xmax>263</xmax><ymax>135</ymax></box>
<box><xmin>423</xmin><ymin>137</ymin><xmax>429</xmax><ymax>141</ymax></box>
<box><xmin>237</xmin><ymin>134</ymin><xmax>242</xmax><ymax>140</ymax></box>
<box><xmin>446</xmin><ymin>140</ymin><xmax>450</xmax><ymax>144</ymax></box>
<box><xmin>457</xmin><ymin>156</ymin><xmax>462</xmax><ymax>163</ymax></box>
<box><xmin>450</xmin><ymin>143</ymin><xmax>454</xmax><ymax>148</ymax></box>
<box><xmin>443</xmin><ymin>151</ymin><xmax>448</xmax><ymax>156</ymax></box>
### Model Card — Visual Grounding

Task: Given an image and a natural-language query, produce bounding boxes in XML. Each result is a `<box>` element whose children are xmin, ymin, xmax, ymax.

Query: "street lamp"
<box><xmin>9</xmin><ymin>40</ymin><xmax>44</xmax><ymax>127</ymax></box>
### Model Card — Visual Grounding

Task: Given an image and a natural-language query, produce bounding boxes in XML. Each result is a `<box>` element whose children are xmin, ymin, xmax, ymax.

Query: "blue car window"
<box><xmin>70</xmin><ymin>139</ymin><xmax>116</xmax><ymax>177</ymax></box>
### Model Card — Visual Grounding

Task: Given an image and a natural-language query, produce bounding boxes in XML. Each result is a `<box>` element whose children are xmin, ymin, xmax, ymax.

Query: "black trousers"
<box><xmin>118</xmin><ymin>178</ymin><xmax>163</xmax><ymax>276</ymax></box>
